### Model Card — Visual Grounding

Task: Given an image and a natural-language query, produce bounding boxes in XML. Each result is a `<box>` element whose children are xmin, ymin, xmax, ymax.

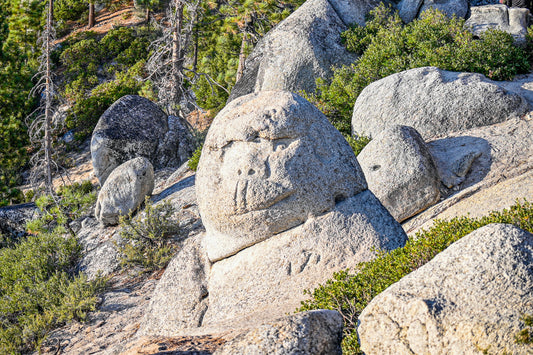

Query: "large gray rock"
<box><xmin>227</xmin><ymin>0</ymin><xmax>359</xmax><ymax>102</ymax></box>
<box><xmin>139</xmin><ymin>234</ymin><xmax>210</xmax><ymax>336</ymax></box>
<box><xmin>399</xmin><ymin>0</ymin><xmax>468</xmax><ymax>23</ymax></box>
<box><xmin>358</xmin><ymin>223</ymin><xmax>533</xmax><ymax>354</ymax></box>
<box><xmin>357</xmin><ymin>125</ymin><xmax>440</xmax><ymax>222</ymax></box>
<box><xmin>352</xmin><ymin>67</ymin><xmax>530</xmax><ymax>140</ymax></box>
<box><xmin>214</xmin><ymin>310</ymin><xmax>343</xmax><ymax>355</ymax></box>
<box><xmin>142</xmin><ymin>90</ymin><xmax>406</xmax><ymax>337</ymax></box>
<box><xmin>91</xmin><ymin>95</ymin><xmax>167</xmax><ymax>185</ymax></box>
<box><xmin>95</xmin><ymin>157</ymin><xmax>154</xmax><ymax>226</ymax></box>
<box><xmin>465</xmin><ymin>5</ymin><xmax>529</xmax><ymax>45</ymax></box>
<box><xmin>328</xmin><ymin>0</ymin><xmax>388</xmax><ymax>26</ymax></box>
<box><xmin>203</xmin><ymin>190</ymin><xmax>408</xmax><ymax>327</ymax></box>
<box><xmin>91</xmin><ymin>95</ymin><xmax>193</xmax><ymax>185</ymax></box>
<box><xmin>197</xmin><ymin>91</ymin><xmax>367</xmax><ymax>262</ymax></box>
<box><xmin>418</xmin><ymin>0</ymin><xmax>468</xmax><ymax>20</ymax></box>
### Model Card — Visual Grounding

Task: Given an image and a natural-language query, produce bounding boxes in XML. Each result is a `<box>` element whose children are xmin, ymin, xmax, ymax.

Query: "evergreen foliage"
<box><xmin>187</xmin><ymin>143</ymin><xmax>203</xmax><ymax>171</ymax></box>
<box><xmin>307</xmin><ymin>4</ymin><xmax>531</xmax><ymax>135</ymax></box>
<box><xmin>57</xmin><ymin>26</ymin><xmax>157</xmax><ymax>135</ymax></box>
<box><xmin>192</xmin><ymin>0</ymin><xmax>305</xmax><ymax>115</ymax></box>
<box><xmin>515</xmin><ymin>315</ymin><xmax>533</xmax><ymax>345</ymax></box>
<box><xmin>0</xmin><ymin>0</ymin><xmax>43</xmax><ymax>205</ymax></box>
<box><xmin>0</xmin><ymin>182</ymin><xmax>104</xmax><ymax>354</ymax></box>
<box><xmin>117</xmin><ymin>198</ymin><xmax>181</xmax><ymax>271</ymax></box>
<box><xmin>299</xmin><ymin>199</ymin><xmax>533</xmax><ymax>354</ymax></box>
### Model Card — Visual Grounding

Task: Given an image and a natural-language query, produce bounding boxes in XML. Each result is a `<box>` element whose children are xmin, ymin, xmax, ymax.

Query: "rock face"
<box><xmin>214</xmin><ymin>310</ymin><xmax>343</xmax><ymax>355</ymax></box>
<box><xmin>428</xmin><ymin>136</ymin><xmax>488</xmax><ymax>189</ymax></box>
<box><xmin>197</xmin><ymin>90</ymin><xmax>367</xmax><ymax>262</ymax></box>
<box><xmin>0</xmin><ymin>202</ymin><xmax>37</xmax><ymax>241</ymax></box>
<box><xmin>76</xmin><ymin>217</ymin><xmax>121</xmax><ymax>280</ymax></box>
<box><xmin>465</xmin><ymin>5</ymin><xmax>529</xmax><ymax>44</ymax></box>
<box><xmin>91</xmin><ymin>95</ymin><xmax>193</xmax><ymax>185</ymax></box>
<box><xmin>155</xmin><ymin>115</ymin><xmax>195</xmax><ymax>169</ymax></box>
<box><xmin>399</xmin><ymin>0</ymin><xmax>468</xmax><ymax>23</ymax></box>
<box><xmin>203</xmin><ymin>190</ymin><xmax>408</xmax><ymax>327</ymax></box>
<box><xmin>357</xmin><ymin>125</ymin><xmax>440</xmax><ymax>222</ymax></box>
<box><xmin>227</xmin><ymin>0</ymin><xmax>359</xmax><ymax>102</ymax></box>
<box><xmin>351</xmin><ymin>67</ymin><xmax>530</xmax><ymax>140</ymax></box>
<box><xmin>139</xmin><ymin>234</ymin><xmax>210</xmax><ymax>335</ymax></box>
<box><xmin>95</xmin><ymin>157</ymin><xmax>155</xmax><ymax>226</ymax></box>
<box><xmin>358</xmin><ymin>223</ymin><xmax>533</xmax><ymax>354</ymax></box>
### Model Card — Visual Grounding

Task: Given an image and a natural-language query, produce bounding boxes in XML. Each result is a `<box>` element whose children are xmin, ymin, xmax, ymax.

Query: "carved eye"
<box><xmin>274</xmin><ymin>143</ymin><xmax>286</xmax><ymax>152</ymax></box>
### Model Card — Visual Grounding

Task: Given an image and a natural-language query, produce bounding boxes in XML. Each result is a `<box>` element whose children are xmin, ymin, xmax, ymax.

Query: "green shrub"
<box><xmin>117</xmin><ymin>198</ymin><xmax>181</xmax><ymax>271</ymax></box>
<box><xmin>310</xmin><ymin>4</ymin><xmax>530</xmax><ymax>135</ymax></box>
<box><xmin>0</xmin><ymin>182</ymin><xmax>103</xmax><ymax>353</ymax></box>
<box><xmin>54</xmin><ymin>0</ymin><xmax>88</xmax><ymax>35</ymax></box>
<box><xmin>26</xmin><ymin>181</ymin><xmax>97</xmax><ymax>235</ymax></box>
<box><xmin>299</xmin><ymin>199</ymin><xmax>533</xmax><ymax>354</ymax></box>
<box><xmin>58</xmin><ymin>26</ymin><xmax>157</xmax><ymax>137</ymax></box>
<box><xmin>60</xmin><ymin>38</ymin><xmax>102</xmax><ymax>80</ymax></box>
<box><xmin>187</xmin><ymin>143</ymin><xmax>203</xmax><ymax>171</ymax></box>
<box><xmin>516</xmin><ymin>315</ymin><xmax>533</xmax><ymax>345</ymax></box>
<box><xmin>345</xmin><ymin>134</ymin><xmax>371</xmax><ymax>156</ymax></box>
<box><xmin>0</xmin><ymin>115</ymin><xmax>30</xmax><ymax>206</ymax></box>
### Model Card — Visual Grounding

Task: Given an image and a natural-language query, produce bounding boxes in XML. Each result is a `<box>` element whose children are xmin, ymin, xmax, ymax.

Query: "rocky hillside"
<box><xmin>2</xmin><ymin>0</ymin><xmax>533</xmax><ymax>354</ymax></box>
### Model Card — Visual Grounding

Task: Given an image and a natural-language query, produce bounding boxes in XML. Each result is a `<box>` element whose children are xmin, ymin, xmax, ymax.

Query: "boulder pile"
<box><xmin>140</xmin><ymin>90</ymin><xmax>408</xmax><ymax>337</ymax></box>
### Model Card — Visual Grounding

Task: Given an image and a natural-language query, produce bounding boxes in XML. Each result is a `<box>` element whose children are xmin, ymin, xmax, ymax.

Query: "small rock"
<box><xmin>95</xmin><ymin>157</ymin><xmax>154</xmax><ymax>226</ymax></box>
<box><xmin>214</xmin><ymin>310</ymin><xmax>343</xmax><ymax>355</ymax></box>
<box><xmin>357</xmin><ymin>125</ymin><xmax>440</xmax><ymax>222</ymax></box>
<box><xmin>419</xmin><ymin>0</ymin><xmax>468</xmax><ymax>20</ymax></box>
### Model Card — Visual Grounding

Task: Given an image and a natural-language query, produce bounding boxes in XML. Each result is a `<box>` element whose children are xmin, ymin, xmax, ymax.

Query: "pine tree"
<box><xmin>193</xmin><ymin>0</ymin><xmax>304</xmax><ymax>113</ymax></box>
<box><xmin>147</xmin><ymin>0</ymin><xmax>224</xmax><ymax>117</ymax></box>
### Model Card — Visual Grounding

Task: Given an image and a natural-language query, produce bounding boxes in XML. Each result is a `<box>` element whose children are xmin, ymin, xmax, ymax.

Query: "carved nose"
<box><xmin>237</xmin><ymin>168</ymin><xmax>257</xmax><ymax>176</ymax></box>
<box><xmin>236</xmin><ymin>156</ymin><xmax>268</xmax><ymax>178</ymax></box>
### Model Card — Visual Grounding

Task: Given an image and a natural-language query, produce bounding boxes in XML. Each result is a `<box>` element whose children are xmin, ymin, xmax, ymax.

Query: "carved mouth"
<box><xmin>232</xmin><ymin>179</ymin><xmax>295</xmax><ymax>215</ymax></box>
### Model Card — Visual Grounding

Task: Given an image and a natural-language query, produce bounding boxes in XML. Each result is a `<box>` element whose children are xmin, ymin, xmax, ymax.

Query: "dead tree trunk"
<box><xmin>29</xmin><ymin>0</ymin><xmax>62</xmax><ymax>196</ymax></box>
<box><xmin>88</xmin><ymin>2</ymin><xmax>95</xmax><ymax>28</ymax></box>
<box><xmin>236</xmin><ymin>31</ymin><xmax>248</xmax><ymax>82</ymax></box>
<box><xmin>171</xmin><ymin>0</ymin><xmax>184</xmax><ymax>113</ymax></box>
<box><xmin>43</xmin><ymin>0</ymin><xmax>54</xmax><ymax>195</ymax></box>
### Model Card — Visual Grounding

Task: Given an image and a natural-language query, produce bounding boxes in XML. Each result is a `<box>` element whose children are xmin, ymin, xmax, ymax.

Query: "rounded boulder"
<box><xmin>197</xmin><ymin>90</ymin><xmax>367</xmax><ymax>261</ymax></box>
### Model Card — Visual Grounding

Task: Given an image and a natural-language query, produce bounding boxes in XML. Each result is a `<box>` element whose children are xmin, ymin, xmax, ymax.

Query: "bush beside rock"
<box><xmin>358</xmin><ymin>223</ymin><xmax>533</xmax><ymax>354</ymax></box>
